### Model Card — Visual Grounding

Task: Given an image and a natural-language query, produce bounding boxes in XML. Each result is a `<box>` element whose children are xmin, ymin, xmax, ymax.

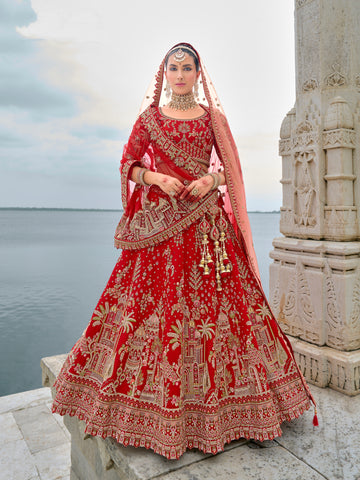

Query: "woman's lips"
<box><xmin>176</xmin><ymin>83</ymin><xmax>186</xmax><ymax>86</ymax></box>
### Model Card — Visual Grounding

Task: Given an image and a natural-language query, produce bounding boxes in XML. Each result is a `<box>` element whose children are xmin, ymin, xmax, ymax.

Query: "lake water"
<box><xmin>0</xmin><ymin>209</ymin><xmax>281</xmax><ymax>396</ymax></box>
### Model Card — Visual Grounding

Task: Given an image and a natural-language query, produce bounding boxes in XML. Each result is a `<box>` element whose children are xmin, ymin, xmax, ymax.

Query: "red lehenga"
<box><xmin>52</xmin><ymin>105</ymin><xmax>315</xmax><ymax>459</ymax></box>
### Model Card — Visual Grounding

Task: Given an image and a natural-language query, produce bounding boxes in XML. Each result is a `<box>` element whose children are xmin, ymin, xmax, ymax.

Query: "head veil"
<box><xmin>138</xmin><ymin>42</ymin><xmax>261</xmax><ymax>286</ymax></box>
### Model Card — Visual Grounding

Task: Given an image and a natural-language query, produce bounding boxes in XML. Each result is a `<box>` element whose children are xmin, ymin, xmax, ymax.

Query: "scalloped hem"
<box><xmin>52</xmin><ymin>396</ymin><xmax>311</xmax><ymax>460</ymax></box>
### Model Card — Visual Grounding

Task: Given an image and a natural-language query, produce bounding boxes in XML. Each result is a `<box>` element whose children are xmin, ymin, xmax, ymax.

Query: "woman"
<box><xmin>52</xmin><ymin>43</ymin><xmax>316</xmax><ymax>459</ymax></box>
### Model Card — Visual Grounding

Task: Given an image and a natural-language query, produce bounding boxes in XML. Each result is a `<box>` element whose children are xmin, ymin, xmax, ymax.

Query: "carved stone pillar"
<box><xmin>269</xmin><ymin>0</ymin><xmax>360</xmax><ymax>395</ymax></box>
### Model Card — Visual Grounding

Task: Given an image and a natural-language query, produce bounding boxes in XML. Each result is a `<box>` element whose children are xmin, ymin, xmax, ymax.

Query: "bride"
<box><xmin>52</xmin><ymin>42</ymin><xmax>316</xmax><ymax>459</ymax></box>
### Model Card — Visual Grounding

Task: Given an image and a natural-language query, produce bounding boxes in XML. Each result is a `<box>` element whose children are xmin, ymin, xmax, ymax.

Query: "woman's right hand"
<box><xmin>131</xmin><ymin>167</ymin><xmax>185</xmax><ymax>197</ymax></box>
<box><xmin>145</xmin><ymin>171</ymin><xmax>185</xmax><ymax>198</ymax></box>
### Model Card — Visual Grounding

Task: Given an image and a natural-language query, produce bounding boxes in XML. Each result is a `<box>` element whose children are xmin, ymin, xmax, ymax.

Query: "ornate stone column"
<box><xmin>269</xmin><ymin>0</ymin><xmax>360</xmax><ymax>395</ymax></box>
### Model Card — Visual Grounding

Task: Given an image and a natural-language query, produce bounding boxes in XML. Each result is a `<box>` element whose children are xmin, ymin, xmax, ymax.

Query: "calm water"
<box><xmin>0</xmin><ymin>209</ymin><xmax>281</xmax><ymax>396</ymax></box>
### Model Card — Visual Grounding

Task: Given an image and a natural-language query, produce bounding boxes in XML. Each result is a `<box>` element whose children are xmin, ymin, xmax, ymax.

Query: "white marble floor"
<box><xmin>0</xmin><ymin>388</ymin><xmax>70</xmax><ymax>480</ymax></box>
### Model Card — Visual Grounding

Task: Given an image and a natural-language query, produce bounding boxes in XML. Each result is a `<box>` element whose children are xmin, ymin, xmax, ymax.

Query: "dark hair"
<box><xmin>165</xmin><ymin>46</ymin><xmax>200</xmax><ymax>72</ymax></box>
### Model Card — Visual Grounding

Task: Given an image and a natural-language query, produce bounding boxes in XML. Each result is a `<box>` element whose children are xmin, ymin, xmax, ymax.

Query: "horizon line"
<box><xmin>0</xmin><ymin>207</ymin><xmax>281</xmax><ymax>213</ymax></box>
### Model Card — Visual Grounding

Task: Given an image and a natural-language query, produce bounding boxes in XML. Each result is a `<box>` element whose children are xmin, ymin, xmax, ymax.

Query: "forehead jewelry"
<box><xmin>173</xmin><ymin>48</ymin><xmax>186</xmax><ymax>62</ymax></box>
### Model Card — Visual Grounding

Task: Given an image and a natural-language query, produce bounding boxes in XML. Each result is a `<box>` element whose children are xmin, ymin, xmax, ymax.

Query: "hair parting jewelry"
<box><xmin>173</xmin><ymin>48</ymin><xmax>186</xmax><ymax>62</ymax></box>
<box><xmin>167</xmin><ymin>45</ymin><xmax>199</xmax><ymax>63</ymax></box>
<box><xmin>168</xmin><ymin>91</ymin><xmax>198</xmax><ymax>111</ymax></box>
<box><xmin>165</xmin><ymin>45</ymin><xmax>200</xmax><ymax>72</ymax></box>
<box><xmin>137</xmin><ymin>167</ymin><xmax>150</xmax><ymax>186</ymax></box>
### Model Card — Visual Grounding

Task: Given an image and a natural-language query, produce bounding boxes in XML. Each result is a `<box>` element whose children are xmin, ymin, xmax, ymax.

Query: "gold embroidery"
<box><xmin>115</xmin><ymin>190</ymin><xmax>219</xmax><ymax>250</ymax></box>
<box><xmin>142</xmin><ymin>107</ymin><xmax>211</xmax><ymax>176</ymax></box>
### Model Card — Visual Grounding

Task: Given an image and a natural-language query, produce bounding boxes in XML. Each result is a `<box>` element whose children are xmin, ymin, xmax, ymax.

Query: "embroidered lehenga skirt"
<box><xmin>52</xmin><ymin>215</ymin><xmax>313</xmax><ymax>458</ymax></box>
<box><xmin>52</xmin><ymin>107</ymin><xmax>313</xmax><ymax>459</ymax></box>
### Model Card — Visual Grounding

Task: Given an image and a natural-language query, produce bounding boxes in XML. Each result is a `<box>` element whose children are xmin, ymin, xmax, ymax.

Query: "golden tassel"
<box><xmin>209</xmin><ymin>216</ymin><xmax>222</xmax><ymax>291</ymax></box>
<box><xmin>217</xmin><ymin>211</ymin><xmax>232</xmax><ymax>276</ymax></box>
<box><xmin>198</xmin><ymin>216</ymin><xmax>212</xmax><ymax>275</ymax></box>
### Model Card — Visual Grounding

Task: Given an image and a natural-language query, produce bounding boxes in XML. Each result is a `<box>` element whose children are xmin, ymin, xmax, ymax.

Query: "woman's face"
<box><xmin>165</xmin><ymin>52</ymin><xmax>200</xmax><ymax>95</ymax></box>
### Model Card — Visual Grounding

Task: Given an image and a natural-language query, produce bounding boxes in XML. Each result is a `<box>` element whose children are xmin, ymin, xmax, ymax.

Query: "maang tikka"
<box><xmin>173</xmin><ymin>48</ymin><xmax>186</xmax><ymax>62</ymax></box>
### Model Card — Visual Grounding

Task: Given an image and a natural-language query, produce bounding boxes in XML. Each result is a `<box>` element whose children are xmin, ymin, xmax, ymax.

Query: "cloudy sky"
<box><xmin>0</xmin><ymin>0</ymin><xmax>296</xmax><ymax>210</ymax></box>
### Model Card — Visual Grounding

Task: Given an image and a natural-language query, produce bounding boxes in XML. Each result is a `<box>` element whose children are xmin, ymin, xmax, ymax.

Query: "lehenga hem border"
<box><xmin>51</xmin><ymin>396</ymin><xmax>311</xmax><ymax>460</ymax></box>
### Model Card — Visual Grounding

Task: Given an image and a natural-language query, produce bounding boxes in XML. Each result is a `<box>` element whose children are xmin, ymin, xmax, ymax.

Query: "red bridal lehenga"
<box><xmin>52</xmin><ymin>43</ymin><xmax>315</xmax><ymax>460</ymax></box>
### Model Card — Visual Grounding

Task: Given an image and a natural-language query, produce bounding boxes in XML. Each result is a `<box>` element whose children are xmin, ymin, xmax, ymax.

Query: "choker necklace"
<box><xmin>168</xmin><ymin>91</ymin><xmax>198</xmax><ymax>111</ymax></box>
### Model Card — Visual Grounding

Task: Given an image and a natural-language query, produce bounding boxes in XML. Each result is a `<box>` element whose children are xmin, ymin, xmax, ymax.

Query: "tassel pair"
<box><xmin>198</xmin><ymin>209</ymin><xmax>232</xmax><ymax>290</ymax></box>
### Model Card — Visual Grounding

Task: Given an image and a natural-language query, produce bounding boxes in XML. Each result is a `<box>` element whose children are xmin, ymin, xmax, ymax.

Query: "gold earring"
<box><xmin>165</xmin><ymin>81</ymin><xmax>171</xmax><ymax>99</ymax></box>
<box><xmin>194</xmin><ymin>81</ymin><xmax>199</xmax><ymax>99</ymax></box>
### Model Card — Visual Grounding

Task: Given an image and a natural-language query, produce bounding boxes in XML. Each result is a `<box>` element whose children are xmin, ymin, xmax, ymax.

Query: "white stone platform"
<box><xmin>0</xmin><ymin>387</ymin><xmax>70</xmax><ymax>480</ymax></box>
<box><xmin>1</xmin><ymin>355</ymin><xmax>360</xmax><ymax>479</ymax></box>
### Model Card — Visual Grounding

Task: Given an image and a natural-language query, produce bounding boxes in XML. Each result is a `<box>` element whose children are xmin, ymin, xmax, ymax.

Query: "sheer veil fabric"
<box><xmin>137</xmin><ymin>42</ymin><xmax>262</xmax><ymax>286</ymax></box>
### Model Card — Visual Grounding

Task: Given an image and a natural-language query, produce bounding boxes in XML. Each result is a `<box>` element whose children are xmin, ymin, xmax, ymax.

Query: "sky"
<box><xmin>0</xmin><ymin>0</ymin><xmax>296</xmax><ymax>210</ymax></box>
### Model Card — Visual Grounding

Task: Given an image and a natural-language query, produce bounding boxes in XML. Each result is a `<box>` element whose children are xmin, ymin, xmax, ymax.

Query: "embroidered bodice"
<box><xmin>115</xmin><ymin>105</ymin><xmax>219</xmax><ymax>250</ymax></box>
<box><xmin>154</xmin><ymin>108</ymin><xmax>215</xmax><ymax>169</ymax></box>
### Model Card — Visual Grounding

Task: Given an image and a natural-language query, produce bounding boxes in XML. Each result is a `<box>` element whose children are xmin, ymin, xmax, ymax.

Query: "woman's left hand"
<box><xmin>179</xmin><ymin>175</ymin><xmax>214</xmax><ymax>202</ymax></box>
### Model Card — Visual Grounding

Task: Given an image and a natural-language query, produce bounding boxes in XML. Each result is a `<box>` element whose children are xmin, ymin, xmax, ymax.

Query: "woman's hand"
<box><xmin>146</xmin><ymin>171</ymin><xmax>185</xmax><ymax>198</ymax></box>
<box><xmin>131</xmin><ymin>167</ymin><xmax>185</xmax><ymax>198</ymax></box>
<box><xmin>180</xmin><ymin>174</ymin><xmax>214</xmax><ymax>202</ymax></box>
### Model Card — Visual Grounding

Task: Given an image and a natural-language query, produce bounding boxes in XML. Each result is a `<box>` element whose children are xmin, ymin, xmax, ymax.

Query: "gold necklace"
<box><xmin>168</xmin><ymin>91</ymin><xmax>198</xmax><ymax>111</ymax></box>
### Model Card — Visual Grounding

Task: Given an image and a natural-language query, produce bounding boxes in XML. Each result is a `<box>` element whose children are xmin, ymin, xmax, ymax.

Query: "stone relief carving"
<box><xmin>323</xmin><ymin>129</ymin><xmax>356</xmax><ymax>149</ymax></box>
<box><xmin>348</xmin><ymin>271</ymin><xmax>360</xmax><ymax>350</ymax></box>
<box><xmin>324</xmin><ymin>207</ymin><xmax>357</xmax><ymax>227</ymax></box>
<box><xmin>294</xmin><ymin>151</ymin><xmax>316</xmax><ymax>227</ymax></box>
<box><xmin>271</xmin><ymin>275</ymin><xmax>281</xmax><ymax>320</ymax></box>
<box><xmin>302</xmin><ymin>78</ymin><xmax>319</xmax><ymax>92</ymax></box>
<box><xmin>296</xmin><ymin>120</ymin><xmax>313</xmax><ymax>134</ymax></box>
<box><xmin>295</xmin><ymin>351</ymin><xmax>320</xmax><ymax>384</ymax></box>
<box><xmin>296</xmin><ymin>262</ymin><xmax>316</xmax><ymax>338</ymax></box>
<box><xmin>280</xmin><ymin>259</ymin><xmax>317</xmax><ymax>342</ymax></box>
<box><xmin>329</xmin><ymin>363</ymin><xmax>347</xmax><ymax>391</ymax></box>
<box><xmin>324</xmin><ymin>262</ymin><xmax>344</xmax><ymax>348</ymax></box>
<box><xmin>279</xmin><ymin>139</ymin><xmax>291</xmax><ymax>156</ymax></box>
<box><xmin>325</xmin><ymin>64</ymin><xmax>347</xmax><ymax>87</ymax></box>
<box><xmin>293</xmin><ymin>121</ymin><xmax>318</xmax><ymax>148</ymax></box>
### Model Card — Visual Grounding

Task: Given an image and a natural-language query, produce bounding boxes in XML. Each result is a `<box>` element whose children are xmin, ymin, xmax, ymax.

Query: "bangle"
<box><xmin>207</xmin><ymin>172</ymin><xmax>220</xmax><ymax>190</ymax></box>
<box><xmin>137</xmin><ymin>168</ymin><xmax>150</xmax><ymax>186</ymax></box>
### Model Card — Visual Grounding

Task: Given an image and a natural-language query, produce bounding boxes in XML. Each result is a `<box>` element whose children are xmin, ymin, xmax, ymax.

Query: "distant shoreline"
<box><xmin>0</xmin><ymin>207</ymin><xmax>280</xmax><ymax>213</ymax></box>
<box><xmin>0</xmin><ymin>207</ymin><xmax>123</xmax><ymax>212</ymax></box>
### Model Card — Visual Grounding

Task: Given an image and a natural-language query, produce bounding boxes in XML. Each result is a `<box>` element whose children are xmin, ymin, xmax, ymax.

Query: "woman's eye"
<box><xmin>184</xmin><ymin>67</ymin><xmax>192</xmax><ymax>71</ymax></box>
<box><xmin>169</xmin><ymin>67</ymin><xmax>177</xmax><ymax>71</ymax></box>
